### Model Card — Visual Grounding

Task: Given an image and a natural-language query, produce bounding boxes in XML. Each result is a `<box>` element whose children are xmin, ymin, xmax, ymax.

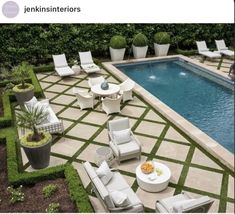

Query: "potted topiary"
<box><xmin>154</xmin><ymin>32</ymin><xmax>171</xmax><ymax>56</ymax></box>
<box><xmin>132</xmin><ymin>33</ymin><xmax>148</xmax><ymax>59</ymax></box>
<box><xmin>12</xmin><ymin>62</ymin><xmax>34</xmax><ymax>105</ymax></box>
<box><xmin>109</xmin><ymin>35</ymin><xmax>127</xmax><ymax>61</ymax></box>
<box><xmin>16</xmin><ymin>106</ymin><xmax>52</xmax><ymax>169</ymax></box>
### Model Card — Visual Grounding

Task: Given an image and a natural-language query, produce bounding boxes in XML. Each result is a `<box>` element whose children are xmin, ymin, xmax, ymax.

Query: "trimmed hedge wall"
<box><xmin>0</xmin><ymin>129</ymin><xmax>94</xmax><ymax>212</ymax></box>
<box><xmin>0</xmin><ymin>24</ymin><xmax>233</xmax><ymax>65</ymax></box>
<box><xmin>0</xmin><ymin>94</ymin><xmax>12</xmax><ymax>127</ymax></box>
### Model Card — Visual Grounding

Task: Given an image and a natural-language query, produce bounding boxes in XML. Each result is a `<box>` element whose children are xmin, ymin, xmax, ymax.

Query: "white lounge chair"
<box><xmin>24</xmin><ymin>97</ymin><xmax>64</xmax><ymax>134</ymax></box>
<box><xmin>83</xmin><ymin>161</ymin><xmax>144</xmax><ymax>212</ymax></box>
<box><xmin>52</xmin><ymin>54</ymin><xmax>75</xmax><ymax>77</ymax></box>
<box><xmin>155</xmin><ymin>191</ymin><xmax>214</xmax><ymax>213</ymax></box>
<box><xmin>73</xmin><ymin>87</ymin><xmax>94</xmax><ymax>110</ymax></box>
<box><xmin>108</xmin><ymin>117</ymin><xmax>142</xmax><ymax>164</ymax></box>
<box><xmin>215</xmin><ymin>40</ymin><xmax>234</xmax><ymax>57</ymax></box>
<box><xmin>88</xmin><ymin>76</ymin><xmax>105</xmax><ymax>88</ymax></box>
<box><xmin>79</xmin><ymin>51</ymin><xmax>100</xmax><ymax>74</ymax></box>
<box><xmin>119</xmin><ymin>78</ymin><xmax>135</xmax><ymax>102</ymax></box>
<box><xmin>196</xmin><ymin>41</ymin><xmax>221</xmax><ymax>61</ymax></box>
<box><xmin>102</xmin><ymin>95</ymin><xmax>122</xmax><ymax>115</ymax></box>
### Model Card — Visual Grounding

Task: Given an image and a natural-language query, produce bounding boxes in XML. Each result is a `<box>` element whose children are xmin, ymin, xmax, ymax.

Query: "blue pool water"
<box><xmin>116</xmin><ymin>59</ymin><xmax>234</xmax><ymax>153</ymax></box>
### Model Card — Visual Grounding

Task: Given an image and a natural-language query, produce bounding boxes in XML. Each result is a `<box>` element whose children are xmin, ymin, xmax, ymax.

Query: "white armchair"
<box><xmin>108</xmin><ymin>117</ymin><xmax>142</xmax><ymax>164</ymax></box>
<box><xmin>102</xmin><ymin>95</ymin><xmax>122</xmax><ymax>115</ymax></box>
<box><xmin>156</xmin><ymin>191</ymin><xmax>214</xmax><ymax>213</ymax></box>
<box><xmin>119</xmin><ymin>78</ymin><xmax>135</xmax><ymax>102</ymax></box>
<box><xmin>24</xmin><ymin>97</ymin><xmax>64</xmax><ymax>134</ymax></box>
<box><xmin>73</xmin><ymin>87</ymin><xmax>94</xmax><ymax>110</ymax></box>
<box><xmin>88</xmin><ymin>76</ymin><xmax>105</xmax><ymax>88</ymax></box>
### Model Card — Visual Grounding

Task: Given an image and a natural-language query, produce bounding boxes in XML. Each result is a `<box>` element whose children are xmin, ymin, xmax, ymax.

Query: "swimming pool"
<box><xmin>115</xmin><ymin>59</ymin><xmax>234</xmax><ymax>153</ymax></box>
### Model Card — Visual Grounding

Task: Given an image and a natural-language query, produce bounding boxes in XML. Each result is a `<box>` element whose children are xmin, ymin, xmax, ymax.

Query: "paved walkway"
<box><xmin>17</xmin><ymin>62</ymin><xmax>234</xmax><ymax>212</ymax></box>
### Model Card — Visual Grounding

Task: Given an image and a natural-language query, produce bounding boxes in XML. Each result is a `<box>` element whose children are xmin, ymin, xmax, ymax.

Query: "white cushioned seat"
<box><xmin>117</xmin><ymin>140</ymin><xmax>141</xmax><ymax>156</ymax></box>
<box><xmin>83</xmin><ymin>161</ymin><xmax>144</xmax><ymax>213</ymax></box>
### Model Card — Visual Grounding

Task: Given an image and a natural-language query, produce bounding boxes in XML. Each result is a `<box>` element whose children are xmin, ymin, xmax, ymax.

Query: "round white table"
<box><xmin>91</xmin><ymin>83</ymin><xmax>120</xmax><ymax>97</ymax></box>
<box><xmin>136</xmin><ymin>161</ymin><xmax>171</xmax><ymax>192</ymax></box>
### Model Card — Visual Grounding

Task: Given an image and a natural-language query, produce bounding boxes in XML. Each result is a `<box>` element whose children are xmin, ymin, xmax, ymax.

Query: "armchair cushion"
<box><xmin>110</xmin><ymin>191</ymin><xmax>130</xmax><ymax>207</ymax></box>
<box><xmin>96</xmin><ymin>161</ymin><xmax>113</xmax><ymax>185</ymax></box>
<box><xmin>112</xmin><ymin>128</ymin><xmax>131</xmax><ymax>144</ymax></box>
<box><xmin>118</xmin><ymin>140</ymin><xmax>140</xmax><ymax>156</ymax></box>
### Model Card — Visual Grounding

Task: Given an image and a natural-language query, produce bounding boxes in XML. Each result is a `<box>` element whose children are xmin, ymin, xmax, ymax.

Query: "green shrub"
<box><xmin>7</xmin><ymin>185</ymin><xmax>25</xmax><ymax>204</ymax></box>
<box><xmin>133</xmin><ymin>33</ymin><xmax>148</xmax><ymax>47</ymax></box>
<box><xmin>46</xmin><ymin>202</ymin><xmax>60</xmax><ymax>213</ymax></box>
<box><xmin>65</xmin><ymin>165</ymin><xmax>94</xmax><ymax>212</ymax></box>
<box><xmin>176</xmin><ymin>48</ymin><xmax>197</xmax><ymax>56</ymax></box>
<box><xmin>154</xmin><ymin>32</ymin><xmax>171</xmax><ymax>44</ymax></box>
<box><xmin>109</xmin><ymin>35</ymin><xmax>126</xmax><ymax>49</ymax></box>
<box><xmin>43</xmin><ymin>184</ymin><xmax>58</xmax><ymax>198</ymax></box>
<box><xmin>0</xmin><ymin>94</ymin><xmax>12</xmax><ymax>128</ymax></box>
<box><xmin>12</xmin><ymin>83</ymin><xmax>34</xmax><ymax>93</ymax></box>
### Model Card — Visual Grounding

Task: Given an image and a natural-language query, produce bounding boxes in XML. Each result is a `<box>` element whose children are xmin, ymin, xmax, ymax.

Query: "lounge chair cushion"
<box><xmin>110</xmin><ymin>190</ymin><xmax>130</xmax><ymax>207</ymax></box>
<box><xmin>55</xmin><ymin>66</ymin><xmax>75</xmax><ymax>77</ymax></box>
<box><xmin>113</xmin><ymin>128</ymin><xmax>131</xmax><ymax>144</ymax></box>
<box><xmin>172</xmin><ymin>199</ymin><xmax>196</xmax><ymax>213</ymax></box>
<box><xmin>96</xmin><ymin>161</ymin><xmax>113</xmax><ymax>185</ymax></box>
<box><xmin>118</xmin><ymin>140</ymin><xmax>140</xmax><ymax>156</ymax></box>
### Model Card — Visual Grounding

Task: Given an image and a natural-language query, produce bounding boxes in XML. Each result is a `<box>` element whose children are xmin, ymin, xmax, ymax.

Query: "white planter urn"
<box><xmin>132</xmin><ymin>45</ymin><xmax>148</xmax><ymax>59</ymax></box>
<box><xmin>154</xmin><ymin>43</ymin><xmax>170</xmax><ymax>56</ymax></box>
<box><xmin>109</xmin><ymin>47</ymin><xmax>126</xmax><ymax>61</ymax></box>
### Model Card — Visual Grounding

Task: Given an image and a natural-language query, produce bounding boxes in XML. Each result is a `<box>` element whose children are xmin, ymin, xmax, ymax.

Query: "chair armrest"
<box><xmin>108</xmin><ymin>202</ymin><xmax>143</xmax><ymax>211</ymax></box>
<box><xmin>131</xmin><ymin>131</ymin><xmax>142</xmax><ymax>147</ymax></box>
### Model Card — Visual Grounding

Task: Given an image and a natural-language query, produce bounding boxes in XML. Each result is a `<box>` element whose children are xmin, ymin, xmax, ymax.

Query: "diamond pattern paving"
<box><xmin>16</xmin><ymin>70</ymin><xmax>234</xmax><ymax>213</ymax></box>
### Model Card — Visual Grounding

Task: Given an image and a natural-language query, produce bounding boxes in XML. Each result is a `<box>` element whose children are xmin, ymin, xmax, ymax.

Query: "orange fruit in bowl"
<box><xmin>141</xmin><ymin>162</ymin><xmax>154</xmax><ymax>174</ymax></box>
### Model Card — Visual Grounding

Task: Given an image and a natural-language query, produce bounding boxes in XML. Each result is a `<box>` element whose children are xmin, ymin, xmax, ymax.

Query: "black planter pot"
<box><xmin>22</xmin><ymin>140</ymin><xmax>51</xmax><ymax>169</ymax></box>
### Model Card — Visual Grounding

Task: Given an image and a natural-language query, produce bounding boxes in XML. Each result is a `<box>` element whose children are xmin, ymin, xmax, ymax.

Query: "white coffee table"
<box><xmin>91</xmin><ymin>83</ymin><xmax>120</xmax><ymax>97</ymax></box>
<box><xmin>136</xmin><ymin>161</ymin><xmax>171</xmax><ymax>192</ymax></box>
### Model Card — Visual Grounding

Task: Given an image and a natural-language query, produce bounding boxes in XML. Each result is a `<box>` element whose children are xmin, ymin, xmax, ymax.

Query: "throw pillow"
<box><xmin>96</xmin><ymin>161</ymin><xmax>113</xmax><ymax>185</ymax></box>
<box><xmin>24</xmin><ymin>96</ymin><xmax>38</xmax><ymax>110</ymax></box>
<box><xmin>110</xmin><ymin>191</ymin><xmax>130</xmax><ymax>207</ymax></box>
<box><xmin>112</xmin><ymin>128</ymin><xmax>131</xmax><ymax>145</ymax></box>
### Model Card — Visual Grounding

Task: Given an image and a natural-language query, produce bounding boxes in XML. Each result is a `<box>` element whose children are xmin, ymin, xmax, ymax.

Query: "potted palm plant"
<box><xmin>16</xmin><ymin>105</ymin><xmax>52</xmax><ymax>169</ymax></box>
<box><xmin>109</xmin><ymin>35</ymin><xmax>127</xmax><ymax>61</ymax></box>
<box><xmin>12</xmin><ymin>62</ymin><xmax>34</xmax><ymax>105</ymax></box>
<box><xmin>154</xmin><ymin>32</ymin><xmax>171</xmax><ymax>56</ymax></box>
<box><xmin>132</xmin><ymin>33</ymin><xmax>148</xmax><ymax>59</ymax></box>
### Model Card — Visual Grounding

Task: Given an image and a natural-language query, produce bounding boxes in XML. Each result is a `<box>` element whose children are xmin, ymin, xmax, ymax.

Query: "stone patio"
<box><xmin>18</xmin><ymin>60</ymin><xmax>234</xmax><ymax>213</ymax></box>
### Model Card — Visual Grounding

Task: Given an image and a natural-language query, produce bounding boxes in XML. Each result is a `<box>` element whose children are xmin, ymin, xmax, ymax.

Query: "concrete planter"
<box><xmin>154</xmin><ymin>43</ymin><xmax>170</xmax><ymax>56</ymax></box>
<box><xmin>109</xmin><ymin>47</ymin><xmax>126</xmax><ymax>61</ymax></box>
<box><xmin>21</xmin><ymin>134</ymin><xmax>52</xmax><ymax>169</ymax></box>
<box><xmin>132</xmin><ymin>45</ymin><xmax>148</xmax><ymax>59</ymax></box>
<box><xmin>13</xmin><ymin>84</ymin><xmax>34</xmax><ymax>105</ymax></box>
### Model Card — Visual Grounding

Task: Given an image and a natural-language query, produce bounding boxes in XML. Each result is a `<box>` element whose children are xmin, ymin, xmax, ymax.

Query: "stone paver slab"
<box><xmin>46</xmin><ymin>84</ymin><xmax>69</xmax><ymax>93</ymax></box>
<box><xmin>156</xmin><ymin>140</ymin><xmax>189</xmax><ymax>162</ymax></box>
<box><xmin>228</xmin><ymin>175</ymin><xmax>234</xmax><ymax>199</ymax></box>
<box><xmin>59</xmin><ymin>107</ymin><xmax>86</xmax><ymax>120</ymax></box>
<box><xmin>135</xmin><ymin>121</ymin><xmax>166</xmax><ymax>138</ymax></box>
<box><xmin>185</xmin><ymin>167</ymin><xmax>223</xmax><ymax>195</ymax></box>
<box><xmin>51</xmin><ymin>94</ymin><xmax>76</xmax><ymax>105</ymax></box>
<box><xmin>42</xmin><ymin>75</ymin><xmax>61</xmax><ymax>83</ymax></box>
<box><xmin>135</xmin><ymin>134</ymin><xmax>157</xmax><ymax>154</ymax></box>
<box><xmin>51</xmin><ymin>137</ymin><xmax>84</xmax><ymax>157</ymax></box>
<box><xmin>94</xmin><ymin>128</ymin><xmax>109</xmax><ymax>144</ymax></box>
<box><xmin>164</xmin><ymin>127</ymin><xmax>190</xmax><ymax>143</ymax></box>
<box><xmin>144</xmin><ymin>109</ymin><xmax>166</xmax><ymax>123</ymax></box>
<box><xmin>82</xmin><ymin>112</ymin><xmax>108</xmax><ymax>126</ymax></box>
<box><xmin>191</xmin><ymin>148</ymin><xmax>222</xmax><ymax>170</ymax></box>
<box><xmin>78</xmin><ymin>143</ymin><xmax>102</xmax><ymax>163</ymax></box>
<box><xmin>67</xmin><ymin>123</ymin><xmax>99</xmax><ymax>140</ymax></box>
<box><xmin>121</xmin><ymin>105</ymin><xmax>146</xmax><ymax>118</ymax></box>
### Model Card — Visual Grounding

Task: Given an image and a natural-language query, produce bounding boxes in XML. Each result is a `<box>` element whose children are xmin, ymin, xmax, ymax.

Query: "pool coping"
<box><xmin>102</xmin><ymin>55</ymin><xmax>234</xmax><ymax>172</ymax></box>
